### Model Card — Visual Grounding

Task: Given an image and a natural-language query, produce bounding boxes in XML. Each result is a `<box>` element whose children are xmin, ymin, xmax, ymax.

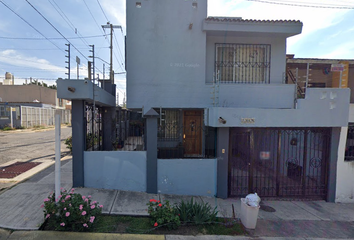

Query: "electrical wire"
<box><xmin>50</xmin><ymin>0</ymin><xmax>90</xmax><ymax>46</ymax></box>
<box><xmin>25</xmin><ymin>0</ymin><xmax>89</xmax><ymax>62</ymax></box>
<box><xmin>0</xmin><ymin>0</ymin><xmax>65</xmax><ymax>54</ymax></box>
<box><xmin>247</xmin><ymin>0</ymin><xmax>354</xmax><ymax>9</ymax></box>
<box><xmin>0</xmin><ymin>34</ymin><xmax>108</xmax><ymax>40</ymax></box>
<box><xmin>97</xmin><ymin>0</ymin><xmax>109</xmax><ymax>22</ymax></box>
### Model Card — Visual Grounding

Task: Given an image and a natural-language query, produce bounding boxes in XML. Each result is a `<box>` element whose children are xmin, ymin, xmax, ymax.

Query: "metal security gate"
<box><xmin>229</xmin><ymin>128</ymin><xmax>331</xmax><ymax>199</ymax></box>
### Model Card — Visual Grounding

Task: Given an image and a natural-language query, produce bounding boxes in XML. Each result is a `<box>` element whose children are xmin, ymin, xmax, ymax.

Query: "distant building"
<box><xmin>3</xmin><ymin>72</ymin><xmax>14</xmax><ymax>85</ymax></box>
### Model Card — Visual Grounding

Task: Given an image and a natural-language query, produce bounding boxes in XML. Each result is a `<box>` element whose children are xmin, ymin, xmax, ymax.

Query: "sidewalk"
<box><xmin>0</xmin><ymin>157</ymin><xmax>354</xmax><ymax>239</ymax></box>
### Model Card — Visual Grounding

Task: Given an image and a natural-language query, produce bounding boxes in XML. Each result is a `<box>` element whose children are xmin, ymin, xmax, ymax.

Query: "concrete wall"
<box><xmin>157</xmin><ymin>158</ymin><xmax>217</xmax><ymax>197</ymax></box>
<box><xmin>208</xmin><ymin>88</ymin><xmax>350</xmax><ymax>128</ymax></box>
<box><xmin>0</xmin><ymin>85</ymin><xmax>57</xmax><ymax>106</ymax></box>
<box><xmin>126</xmin><ymin>0</ymin><xmax>208</xmax><ymax>110</ymax></box>
<box><xmin>56</xmin><ymin>79</ymin><xmax>115</xmax><ymax>107</ymax></box>
<box><xmin>84</xmin><ymin>151</ymin><xmax>147</xmax><ymax>192</ymax></box>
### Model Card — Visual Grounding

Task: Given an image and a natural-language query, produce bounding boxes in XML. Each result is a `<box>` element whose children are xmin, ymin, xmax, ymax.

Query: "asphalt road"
<box><xmin>0</xmin><ymin>126</ymin><xmax>72</xmax><ymax>166</ymax></box>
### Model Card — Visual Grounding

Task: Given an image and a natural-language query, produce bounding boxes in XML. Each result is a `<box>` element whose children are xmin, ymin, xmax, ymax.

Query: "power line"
<box><xmin>97</xmin><ymin>0</ymin><xmax>109</xmax><ymax>22</ymax></box>
<box><xmin>25</xmin><ymin>0</ymin><xmax>89</xmax><ymax>62</ymax></box>
<box><xmin>0</xmin><ymin>34</ymin><xmax>108</xmax><ymax>40</ymax></box>
<box><xmin>247</xmin><ymin>0</ymin><xmax>354</xmax><ymax>9</ymax></box>
<box><xmin>113</xmin><ymin>33</ymin><xmax>125</xmax><ymax>68</ymax></box>
<box><xmin>0</xmin><ymin>0</ymin><xmax>65</xmax><ymax>54</ymax></box>
<box><xmin>50</xmin><ymin>0</ymin><xmax>91</xmax><ymax>46</ymax></box>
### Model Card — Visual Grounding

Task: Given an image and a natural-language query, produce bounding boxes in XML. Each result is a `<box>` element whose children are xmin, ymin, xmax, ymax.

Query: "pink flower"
<box><xmin>154</xmin><ymin>222</ymin><xmax>158</xmax><ymax>227</ymax></box>
<box><xmin>69</xmin><ymin>204</ymin><xmax>72</xmax><ymax>207</ymax></box>
<box><xmin>99</xmin><ymin>205</ymin><xmax>103</xmax><ymax>208</ymax></box>
<box><xmin>60</xmin><ymin>222</ymin><xmax>65</xmax><ymax>227</ymax></box>
<box><xmin>58</xmin><ymin>195</ymin><xmax>62</xmax><ymax>199</ymax></box>
<box><xmin>65</xmin><ymin>195</ymin><xmax>71</xmax><ymax>200</ymax></box>
<box><xmin>43</xmin><ymin>198</ymin><xmax>49</xmax><ymax>202</ymax></box>
<box><xmin>79</xmin><ymin>205</ymin><xmax>83</xmax><ymax>210</ymax></box>
<box><xmin>82</xmin><ymin>211</ymin><xmax>87</xmax><ymax>216</ymax></box>
<box><xmin>64</xmin><ymin>208</ymin><xmax>67</xmax><ymax>211</ymax></box>
<box><xmin>85</xmin><ymin>198</ymin><xmax>88</xmax><ymax>202</ymax></box>
<box><xmin>40</xmin><ymin>204</ymin><xmax>44</xmax><ymax>208</ymax></box>
<box><xmin>65</xmin><ymin>212</ymin><xmax>70</xmax><ymax>217</ymax></box>
<box><xmin>90</xmin><ymin>205</ymin><xmax>95</xmax><ymax>209</ymax></box>
<box><xmin>89</xmin><ymin>216</ymin><xmax>95</xmax><ymax>223</ymax></box>
<box><xmin>92</xmin><ymin>201</ymin><xmax>97</xmax><ymax>204</ymax></box>
<box><xmin>61</xmin><ymin>200</ymin><xmax>65</xmax><ymax>203</ymax></box>
<box><xmin>46</xmin><ymin>214</ymin><xmax>50</xmax><ymax>219</ymax></box>
<box><xmin>83</xmin><ymin>223</ymin><xmax>88</xmax><ymax>228</ymax></box>
<box><xmin>82</xmin><ymin>196</ymin><xmax>86</xmax><ymax>200</ymax></box>
<box><xmin>88</xmin><ymin>195</ymin><xmax>92</xmax><ymax>198</ymax></box>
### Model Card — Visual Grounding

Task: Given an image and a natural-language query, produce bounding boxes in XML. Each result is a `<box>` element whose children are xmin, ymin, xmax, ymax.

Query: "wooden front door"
<box><xmin>183</xmin><ymin>110</ymin><xmax>202</xmax><ymax>156</ymax></box>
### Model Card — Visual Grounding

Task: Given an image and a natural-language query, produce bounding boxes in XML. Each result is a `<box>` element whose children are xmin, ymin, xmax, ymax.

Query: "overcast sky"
<box><xmin>0</xmin><ymin>0</ymin><xmax>353</xmax><ymax>104</ymax></box>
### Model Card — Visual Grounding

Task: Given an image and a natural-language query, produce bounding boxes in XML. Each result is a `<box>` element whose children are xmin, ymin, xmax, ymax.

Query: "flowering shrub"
<box><xmin>147</xmin><ymin>199</ymin><xmax>180</xmax><ymax>230</ymax></box>
<box><xmin>42</xmin><ymin>188</ymin><xmax>103</xmax><ymax>231</ymax></box>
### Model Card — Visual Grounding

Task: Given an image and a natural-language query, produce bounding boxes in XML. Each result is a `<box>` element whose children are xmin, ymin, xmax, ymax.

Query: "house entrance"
<box><xmin>228</xmin><ymin>128</ymin><xmax>330</xmax><ymax>199</ymax></box>
<box><xmin>183</xmin><ymin>110</ymin><xmax>202</xmax><ymax>157</ymax></box>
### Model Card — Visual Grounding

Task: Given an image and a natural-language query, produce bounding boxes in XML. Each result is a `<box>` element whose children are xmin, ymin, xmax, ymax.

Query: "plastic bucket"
<box><xmin>240</xmin><ymin>198</ymin><xmax>260</xmax><ymax>229</ymax></box>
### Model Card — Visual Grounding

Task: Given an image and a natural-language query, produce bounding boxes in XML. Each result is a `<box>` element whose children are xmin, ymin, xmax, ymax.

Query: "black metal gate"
<box><xmin>229</xmin><ymin>128</ymin><xmax>331</xmax><ymax>199</ymax></box>
<box><xmin>84</xmin><ymin>104</ymin><xmax>102</xmax><ymax>151</ymax></box>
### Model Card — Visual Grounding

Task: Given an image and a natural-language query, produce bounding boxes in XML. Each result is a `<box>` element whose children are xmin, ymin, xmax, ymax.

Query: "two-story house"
<box><xmin>126</xmin><ymin>0</ymin><xmax>350</xmax><ymax>202</ymax></box>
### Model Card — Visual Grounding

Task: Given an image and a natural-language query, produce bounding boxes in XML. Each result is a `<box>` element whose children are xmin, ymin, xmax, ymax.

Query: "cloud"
<box><xmin>101</xmin><ymin>0</ymin><xmax>126</xmax><ymax>32</ymax></box>
<box><xmin>318</xmin><ymin>42</ymin><xmax>354</xmax><ymax>59</ymax></box>
<box><xmin>0</xmin><ymin>49</ymin><xmax>66</xmax><ymax>75</ymax></box>
<box><xmin>207</xmin><ymin>0</ymin><xmax>351</xmax><ymax>49</ymax></box>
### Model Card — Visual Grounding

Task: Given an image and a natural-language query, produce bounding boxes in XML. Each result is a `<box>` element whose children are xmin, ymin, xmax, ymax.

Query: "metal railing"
<box><xmin>21</xmin><ymin>106</ymin><xmax>71</xmax><ymax>127</ymax></box>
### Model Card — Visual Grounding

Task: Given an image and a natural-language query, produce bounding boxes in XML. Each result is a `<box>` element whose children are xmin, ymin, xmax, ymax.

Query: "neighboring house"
<box><xmin>0</xmin><ymin>84</ymin><xmax>71</xmax><ymax>128</ymax></box>
<box><xmin>125</xmin><ymin>0</ymin><xmax>349</xmax><ymax>202</ymax></box>
<box><xmin>287</xmin><ymin>56</ymin><xmax>354</xmax><ymax>202</ymax></box>
<box><xmin>57</xmin><ymin>0</ymin><xmax>350</xmax><ymax>202</ymax></box>
<box><xmin>0</xmin><ymin>84</ymin><xmax>66</xmax><ymax>109</ymax></box>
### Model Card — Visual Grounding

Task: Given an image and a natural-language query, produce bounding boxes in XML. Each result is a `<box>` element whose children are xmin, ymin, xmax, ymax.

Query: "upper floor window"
<box><xmin>215</xmin><ymin>43</ymin><xmax>271</xmax><ymax>84</ymax></box>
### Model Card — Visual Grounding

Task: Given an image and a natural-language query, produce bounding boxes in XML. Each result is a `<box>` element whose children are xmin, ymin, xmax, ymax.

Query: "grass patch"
<box><xmin>198</xmin><ymin>218</ymin><xmax>244</xmax><ymax>235</ymax></box>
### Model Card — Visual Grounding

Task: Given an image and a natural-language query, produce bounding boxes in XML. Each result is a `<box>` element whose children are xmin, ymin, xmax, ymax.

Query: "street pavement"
<box><xmin>0</xmin><ymin>157</ymin><xmax>354</xmax><ymax>239</ymax></box>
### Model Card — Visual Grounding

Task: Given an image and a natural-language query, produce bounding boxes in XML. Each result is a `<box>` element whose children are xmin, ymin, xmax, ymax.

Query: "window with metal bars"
<box><xmin>157</xmin><ymin>109</ymin><xmax>181</xmax><ymax>140</ymax></box>
<box><xmin>345</xmin><ymin>123</ymin><xmax>354</xmax><ymax>161</ymax></box>
<box><xmin>215</xmin><ymin>43</ymin><xmax>271</xmax><ymax>84</ymax></box>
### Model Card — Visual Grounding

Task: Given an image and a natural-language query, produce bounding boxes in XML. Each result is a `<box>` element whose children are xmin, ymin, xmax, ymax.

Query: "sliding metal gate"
<box><xmin>229</xmin><ymin>128</ymin><xmax>331</xmax><ymax>199</ymax></box>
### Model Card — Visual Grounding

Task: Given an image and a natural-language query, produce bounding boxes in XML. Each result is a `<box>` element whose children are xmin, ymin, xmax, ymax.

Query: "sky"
<box><xmin>0</xmin><ymin>0</ymin><xmax>353</xmax><ymax>105</ymax></box>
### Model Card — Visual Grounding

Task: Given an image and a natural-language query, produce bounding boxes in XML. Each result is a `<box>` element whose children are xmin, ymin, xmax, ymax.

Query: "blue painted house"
<box><xmin>58</xmin><ymin>0</ymin><xmax>350</xmax><ymax>202</ymax></box>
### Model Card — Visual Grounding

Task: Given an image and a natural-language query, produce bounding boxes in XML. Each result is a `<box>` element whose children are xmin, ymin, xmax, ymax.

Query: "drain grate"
<box><xmin>0</xmin><ymin>162</ymin><xmax>41</xmax><ymax>179</ymax></box>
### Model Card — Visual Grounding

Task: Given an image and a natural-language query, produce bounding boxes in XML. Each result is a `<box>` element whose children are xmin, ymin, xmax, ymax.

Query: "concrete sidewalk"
<box><xmin>0</xmin><ymin>158</ymin><xmax>354</xmax><ymax>239</ymax></box>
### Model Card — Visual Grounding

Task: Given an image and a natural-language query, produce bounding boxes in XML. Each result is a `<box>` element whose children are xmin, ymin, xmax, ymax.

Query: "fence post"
<box><xmin>144</xmin><ymin>108</ymin><xmax>159</xmax><ymax>194</ymax></box>
<box><xmin>55</xmin><ymin>110</ymin><xmax>61</xmax><ymax>202</ymax></box>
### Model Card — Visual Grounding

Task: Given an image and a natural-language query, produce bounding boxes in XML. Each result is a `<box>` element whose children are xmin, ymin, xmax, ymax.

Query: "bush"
<box><xmin>65</xmin><ymin>136</ymin><xmax>72</xmax><ymax>153</ymax></box>
<box><xmin>147</xmin><ymin>199</ymin><xmax>180</xmax><ymax>230</ymax></box>
<box><xmin>42</xmin><ymin>188</ymin><xmax>103</xmax><ymax>232</ymax></box>
<box><xmin>175</xmin><ymin>197</ymin><xmax>218</xmax><ymax>225</ymax></box>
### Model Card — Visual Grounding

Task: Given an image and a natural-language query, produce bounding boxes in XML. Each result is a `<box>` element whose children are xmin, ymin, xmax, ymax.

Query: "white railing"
<box><xmin>20</xmin><ymin>106</ymin><xmax>71</xmax><ymax>127</ymax></box>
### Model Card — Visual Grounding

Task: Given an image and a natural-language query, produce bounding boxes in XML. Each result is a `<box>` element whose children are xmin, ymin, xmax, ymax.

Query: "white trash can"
<box><xmin>240</xmin><ymin>198</ymin><xmax>260</xmax><ymax>229</ymax></box>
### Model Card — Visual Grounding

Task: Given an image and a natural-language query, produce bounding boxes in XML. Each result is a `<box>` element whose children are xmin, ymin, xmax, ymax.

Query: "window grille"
<box><xmin>158</xmin><ymin>109</ymin><xmax>181</xmax><ymax>140</ymax></box>
<box><xmin>345</xmin><ymin>124</ymin><xmax>354</xmax><ymax>161</ymax></box>
<box><xmin>215</xmin><ymin>43</ymin><xmax>271</xmax><ymax>84</ymax></box>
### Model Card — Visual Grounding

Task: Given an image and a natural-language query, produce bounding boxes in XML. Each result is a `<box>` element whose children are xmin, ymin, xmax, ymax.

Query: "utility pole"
<box><xmin>65</xmin><ymin>44</ymin><xmax>70</xmax><ymax>79</ymax></box>
<box><xmin>102</xmin><ymin>23</ymin><xmax>122</xmax><ymax>84</ymax></box>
